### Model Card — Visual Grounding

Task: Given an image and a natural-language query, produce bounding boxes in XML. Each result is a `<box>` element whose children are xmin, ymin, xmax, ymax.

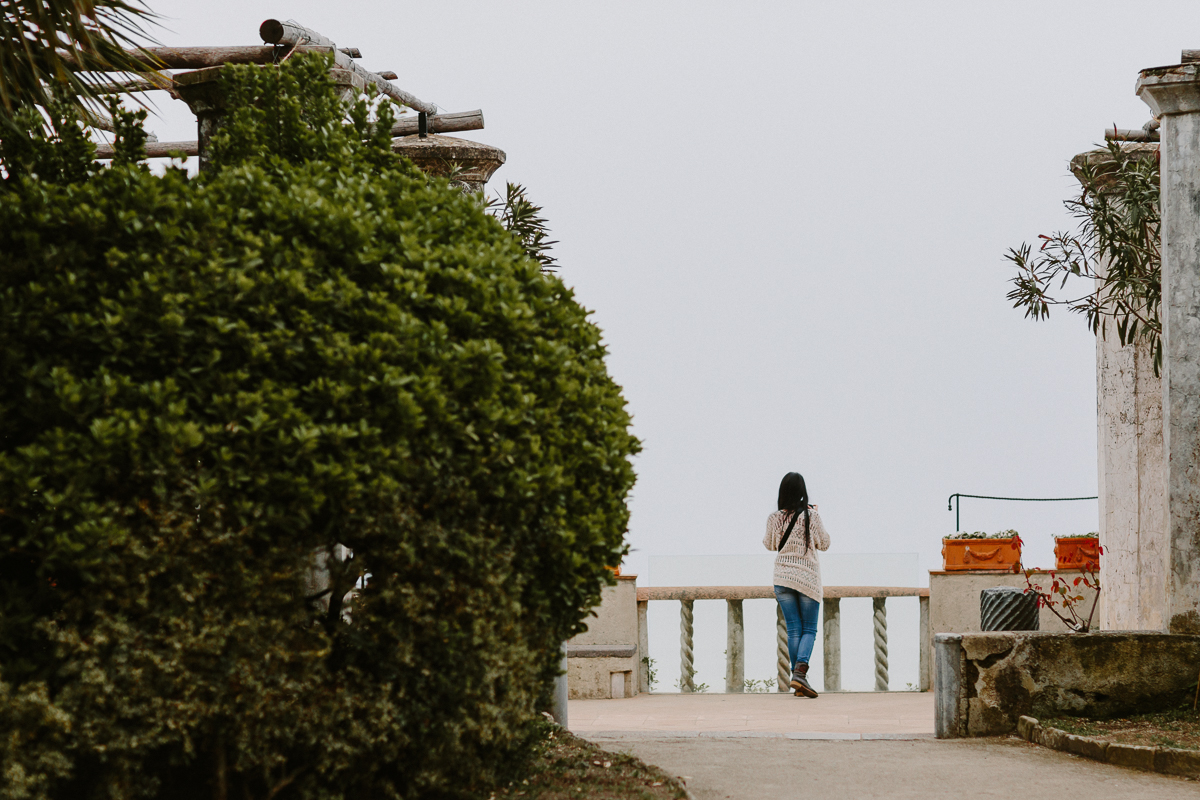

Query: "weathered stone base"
<box><xmin>1018</xmin><ymin>715</ymin><xmax>1200</xmax><ymax>779</ymax></box>
<box><xmin>935</xmin><ymin>631</ymin><xmax>1200</xmax><ymax>738</ymax></box>
<box><xmin>566</xmin><ymin>655</ymin><xmax>637</xmax><ymax>699</ymax></box>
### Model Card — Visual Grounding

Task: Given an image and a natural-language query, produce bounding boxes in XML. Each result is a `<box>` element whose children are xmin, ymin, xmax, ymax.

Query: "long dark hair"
<box><xmin>777</xmin><ymin>472</ymin><xmax>811</xmax><ymax>554</ymax></box>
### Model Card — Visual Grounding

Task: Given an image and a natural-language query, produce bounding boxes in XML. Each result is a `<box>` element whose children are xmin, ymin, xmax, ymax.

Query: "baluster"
<box><xmin>873</xmin><ymin>596</ymin><xmax>889</xmax><ymax>691</ymax></box>
<box><xmin>725</xmin><ymin>599</ymin><xmax>744</xmax><ymax>693</ymax></box>
<box><xmin>638</xmin><ymin>599</ymin><xmax>650</xmax><ymax>693</ymax></box>
<box><xmin>776</xmin><ymin>605</ymin><xmax>789</xmax><ymax>692</ymax></box>
<box><xmin>822</xmin><ymin>597</ymin><xmax>841</xmax><ymax>692</ymax></box>
<box><xmin>918</xmin><ymin>594</ymin><xmax>930</xmax><ymax>692</ymax></box>
<box><xmin>679</xmin><ymin>599</ymin><xmax>695</xmax><ymax>692</ymax></box>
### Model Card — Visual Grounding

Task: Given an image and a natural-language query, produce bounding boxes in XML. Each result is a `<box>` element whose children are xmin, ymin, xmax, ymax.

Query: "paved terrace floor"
<box><xmin>571</xmin><ymin>695</ymin><xmax>1196</xmax><ymax>799</ymax></box>
<box><xmin>568</xmin><ymin>691</ymin><xmax>934</xmax><ymax>738</ymax></box>
<box><xmin>602</xmin><ymin>738</ymin><xmax>1198</xmax><ymax>800</ymax></box>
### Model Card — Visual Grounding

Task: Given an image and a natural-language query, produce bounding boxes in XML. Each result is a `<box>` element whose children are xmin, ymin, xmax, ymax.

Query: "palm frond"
<box><xmin>0</xmin><ymin>0</ymin><xmax>159</xmax><ymax>131</ymax></box>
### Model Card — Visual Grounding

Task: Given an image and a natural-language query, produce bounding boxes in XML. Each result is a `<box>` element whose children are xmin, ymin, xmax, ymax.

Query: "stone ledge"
<box><xmin>1017</xmin><ymin>715</ymin><xmax>1200</xmax><ymax>779</ymax></box>
<box><xmin>567</xmin><ymin>644</ymin><xmax>637</xmax><ymax>659</ymax></box>
<box><xmin>934</xmin><ymin>632</ymin><xmax>1200</xmax><ymax>737</ymax></box>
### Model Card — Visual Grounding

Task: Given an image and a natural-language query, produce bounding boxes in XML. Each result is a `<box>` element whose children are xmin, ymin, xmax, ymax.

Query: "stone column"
<box><xmin>1136</xmin><ymin>63</ymin><xmax>1200</xmax><ymax>634</ymax></box>
<box><xmin>1071</xmin><ymin>145</ymin><xmax>1167</xmax><ymax>631</ymax></box>
<box><xmin>174</xmin><ymin>65</ymin><xmax>371</xmax><ymax>171</ymax></box>
<box><xmin>172</xmin><ymin>67</ymin><xmax>227</xmax><ymax>171</ymax></box>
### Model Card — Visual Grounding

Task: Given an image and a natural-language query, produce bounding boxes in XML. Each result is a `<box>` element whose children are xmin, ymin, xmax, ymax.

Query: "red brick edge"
<box><xmin>1017</xmin><ymin>715</ymin><xmax>1200</xmax><ymax>779</ymax></box>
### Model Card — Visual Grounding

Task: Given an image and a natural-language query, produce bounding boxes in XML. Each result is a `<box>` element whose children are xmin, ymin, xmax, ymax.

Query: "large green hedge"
<box><xmin>0</xmin><ymin>57</ymin><xmax>638</xmax><ymax>800</ymax></box>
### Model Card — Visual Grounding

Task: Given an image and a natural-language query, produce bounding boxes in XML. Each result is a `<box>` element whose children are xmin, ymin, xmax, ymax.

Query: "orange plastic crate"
<box><xmin>1054</xmin><ymin>537</ymin><xmax>1100</xmax><ymax>570</ymax></box>
<box><xmin>941</xmin><ymin>537</ymin><xmax>1022</xmax><ymax>571</ymax></box>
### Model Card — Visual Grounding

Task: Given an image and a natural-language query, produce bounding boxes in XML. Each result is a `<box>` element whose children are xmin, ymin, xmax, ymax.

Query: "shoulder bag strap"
<box><xmin>777</xmin><ymin>508</ymin><xmax>801</xmax><ymax>551</ymax></box>
<box><xmin>777</xmin><ymin>507</ymin><xmax>811</xmax><ymax>554</ymax></box>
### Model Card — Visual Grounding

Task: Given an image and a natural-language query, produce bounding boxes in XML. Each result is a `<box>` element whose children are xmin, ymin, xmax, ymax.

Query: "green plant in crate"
<box><xmin>945</xmin><ymin>529</ymin><xmax>1021</xmax><ymax>540</ymax></box>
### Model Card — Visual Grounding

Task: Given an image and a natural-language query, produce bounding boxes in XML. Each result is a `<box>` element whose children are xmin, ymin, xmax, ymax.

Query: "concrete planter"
<box><xmin>941</xmin><ymin>537</ymin><xmax>1021</xmax><ymax>572</ymax></box>
<box><xmin>1054</xmin><ymin>536</ymin><xmax>1100</xmax><ymax>570</ymax></box>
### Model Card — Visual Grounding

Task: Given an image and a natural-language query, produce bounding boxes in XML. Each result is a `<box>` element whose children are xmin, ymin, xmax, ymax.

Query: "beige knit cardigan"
<box><xmin>762</xmin><ymin>508</ymin><xmax>831</xmax><ymax>601</ymax></box>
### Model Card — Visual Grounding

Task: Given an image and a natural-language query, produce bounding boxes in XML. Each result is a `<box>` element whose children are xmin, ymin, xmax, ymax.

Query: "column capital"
<box><xmin>391</xmin><ymin>134</ymin><xmax>506</xmax><ymax>193</ymax></box>
<box><xmin>1137</xmin><ymin>63</ymin><xmax>1200</xmax><ymax>116</ymax></box>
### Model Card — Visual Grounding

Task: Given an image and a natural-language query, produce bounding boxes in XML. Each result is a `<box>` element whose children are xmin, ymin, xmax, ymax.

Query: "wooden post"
<box><xmin>725</xmin><ymin>599</ymin><xmax>744</xmax><ymax>693</ymax></box>
<box><xmin>822</xmin><ymin>597</ymin><xmax>841</xmax><ymax>692</ymax></box>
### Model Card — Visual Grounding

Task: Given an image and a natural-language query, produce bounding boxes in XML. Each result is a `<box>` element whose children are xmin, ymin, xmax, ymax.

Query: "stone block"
<box><xmin>933</xmin><ymin>631</ymin><xmax>1200</xmax><ymax>737</ymax></box>
<box><xmin>1106</xmin><ymin>743</ymin><xmax>1157</xmax><ymax>770</ymax></box>
<box><xmin>1154</xmin><ymin>747</ymin><xmax>1200</xmax><ymax>778</ymax></box>
<box><xmin>1039</xmin><ymin>727</ymin><xmax>1067</xmax><ymax>751</ymax></box>
<box><xmin>1064</xmin><ymin>734</ymin><xmax>1108</xmax><ymax>761</ymax></box>
<box><xmin>933</xmin><ymin>633</ymin><xmax>964</xmax><ymax>739</ymax></box>
<box><xmin>571</xmin><ymin>577</ymin><xmax>638</xmax><ymax>647</ymax></box>
<box><xmin>566</xmin><ymin>656</ymin><xmax>637</xmax><ymax>699</ymax></box>
<box><xmin>1016</xmin><ymin>715</ymin><xmax>1040</xmax><ymax>742</ymax></box>
<box><xmin>960</xmin><ymin>632</ymin><xmax>1015</xmax><ymax>661</ymax></box>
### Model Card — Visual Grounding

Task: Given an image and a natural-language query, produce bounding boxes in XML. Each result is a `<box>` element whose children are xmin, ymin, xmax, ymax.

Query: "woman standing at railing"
<box><xmin>764</xmin><ymin>472</ymin><xmax>830</xmax><ymax>698</ymax></box>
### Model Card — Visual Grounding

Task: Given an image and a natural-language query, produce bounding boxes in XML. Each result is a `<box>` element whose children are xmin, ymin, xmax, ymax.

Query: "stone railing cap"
<box><xmin>566</xmin><ymin>644</ymin><xmax>637</xmax><ymax>659</ymax></box>
<box><xmin>636</xmin><ymin>585</ymin><xmax>929</xmax><ymax>602</ymax></box>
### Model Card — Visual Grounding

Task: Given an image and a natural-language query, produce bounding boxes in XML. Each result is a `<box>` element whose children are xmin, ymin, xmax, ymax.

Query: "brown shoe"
<box><xmin>789</xmin><ymin>662</ymin><xmax>818</xmax><ymax>698</ymax></box>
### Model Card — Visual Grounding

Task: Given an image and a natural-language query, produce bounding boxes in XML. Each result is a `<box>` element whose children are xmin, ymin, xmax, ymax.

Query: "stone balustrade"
<box><xmin>635</xmin><ymin>585</ymin><xmax>931</xmax><ymax>694</ymax></box>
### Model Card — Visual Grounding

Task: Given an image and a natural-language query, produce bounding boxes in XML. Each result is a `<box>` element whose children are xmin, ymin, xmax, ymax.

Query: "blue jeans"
<box><xmin>774</xmin><ymin>585</ymin><xmax>819</xmax><ymax>669</ymax></box>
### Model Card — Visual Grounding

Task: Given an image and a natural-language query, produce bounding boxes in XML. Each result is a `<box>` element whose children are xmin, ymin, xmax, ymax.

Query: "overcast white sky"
<box><xmin>140</xmin><ymin>1</ymin><xmax>1196</xmax><ymax>581</ymax></box>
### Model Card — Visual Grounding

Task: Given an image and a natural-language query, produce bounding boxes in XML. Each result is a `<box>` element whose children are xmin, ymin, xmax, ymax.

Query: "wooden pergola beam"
<box><xmin>391</xmin><ymin>109</ymin><xmax>483</xmax><ymax>137</ymax></box>
<box><xmin>1106</xmin><ymin>127</ymin><xmax>1160</xmax><ymax>142</ymax></box>
<box><xmin>92</xmin><ymin>110</ymin><xmax>484</xmax><ymax>159</ymax></box>
<box><xmin>257</xmin><ymin>20</ymin><xmax>437</xmax><ymax>115</ymax></box>
<box><xmin>259</xmin><ymin>19</ymin><xmax>334</xmax><ymax>48</ymax></box>
<box><xmin>91</xmin><ymin>70</ymin><xmax>177</xmax><ymax>97</ymax></box>
<box><xmin>94</xmin><ymin>140</ymin><xmax>195</xmax><ymax>159</ymax></box>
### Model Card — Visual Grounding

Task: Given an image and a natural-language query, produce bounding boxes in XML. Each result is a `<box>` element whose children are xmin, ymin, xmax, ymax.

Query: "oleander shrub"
<box><xmin>0</xmin><ymin>55</ymin><xmax>638</xmax><ymax>800</ymax></box>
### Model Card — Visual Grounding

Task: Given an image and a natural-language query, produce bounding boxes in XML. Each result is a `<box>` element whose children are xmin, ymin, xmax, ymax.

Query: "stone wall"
<box><xmin>934</xmin><ymin>631</ymin><xmax>1200</xmax><ymax>738</ymax></box>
